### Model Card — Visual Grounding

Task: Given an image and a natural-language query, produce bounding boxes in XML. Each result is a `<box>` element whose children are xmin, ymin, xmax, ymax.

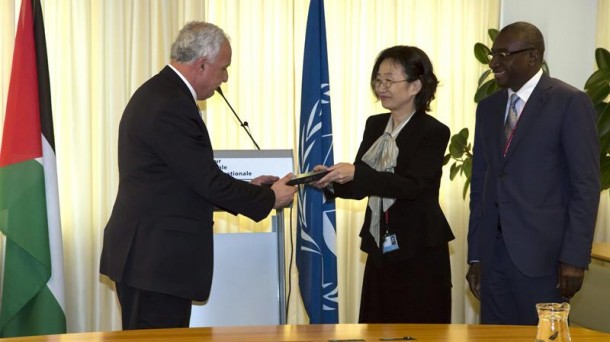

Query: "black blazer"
<box><xmin>332</xmin><ymin>112</ymin><xmax>454</xmax><ymax>263</ymax></box>
<box><xmin>100</xmin><ymin>66</ymin><xmax>274</xmax><ymax>301</ymax></box>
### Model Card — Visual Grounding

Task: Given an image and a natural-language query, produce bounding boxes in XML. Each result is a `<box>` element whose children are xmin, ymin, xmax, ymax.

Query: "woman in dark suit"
<box><xmin>315</xmin><ymin>46</ymin><xmax>454</xmax><ymax>323</ymax></box>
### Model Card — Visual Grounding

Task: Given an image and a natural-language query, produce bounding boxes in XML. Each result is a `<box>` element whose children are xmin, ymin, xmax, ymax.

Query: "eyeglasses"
<box><xmin>372</xmin><ymin>79</ymin><xmax>409</xmax><ymax>89</ymax></box>
<box><xmin>487</xmin><ymin>47</ymin><xmax>535</xmax><ymax>59</ymax></box>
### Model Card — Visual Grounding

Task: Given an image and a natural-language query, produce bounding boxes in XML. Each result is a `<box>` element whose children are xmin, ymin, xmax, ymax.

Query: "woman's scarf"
<box><xmin>361</xmin><ymin>113</ymin><xmax>413</xmax><ymax>246</ymax></box>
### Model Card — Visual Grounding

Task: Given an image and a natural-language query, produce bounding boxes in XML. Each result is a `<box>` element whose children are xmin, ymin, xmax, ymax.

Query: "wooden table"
<box><xmin>591</xmin><ymin>242</ymin><xmax>610</xmax><ymax>262</ymax></box>
<box><xmin>2</xmin><ymin>324</ymin><xmax>609</xmax><ymax>341</ymax></box>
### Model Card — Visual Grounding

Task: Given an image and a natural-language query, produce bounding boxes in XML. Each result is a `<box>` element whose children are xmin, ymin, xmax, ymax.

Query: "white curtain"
<box><xmin>1</xmin><ymin>0</ymin><xmax>541</xmax><ymax>333</ymax></box>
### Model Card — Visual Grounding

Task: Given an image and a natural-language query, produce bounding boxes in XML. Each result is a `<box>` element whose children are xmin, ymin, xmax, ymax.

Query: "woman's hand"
<box><xmin>315</xmin><ymin>163</ymin><xmax>355</xmax><ymax>187</ymax></box>
<box><xmin>309</xmin><ymin>165</ymin><xmax>329</xmax><ymax>189</ymax></box>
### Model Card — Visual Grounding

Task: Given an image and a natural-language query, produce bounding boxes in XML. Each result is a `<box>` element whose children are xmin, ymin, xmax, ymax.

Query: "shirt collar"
<box><xmin>508</xmin><ymin>68</ymin><xmax>543</xmax><ymax>103</ymax></box>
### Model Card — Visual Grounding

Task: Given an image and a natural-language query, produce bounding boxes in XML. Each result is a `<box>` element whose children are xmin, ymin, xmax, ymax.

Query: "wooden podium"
<box><xmin>189</xmin><ymin>150</ymin><xmax>293</xmax><ymax>327</ymax></box>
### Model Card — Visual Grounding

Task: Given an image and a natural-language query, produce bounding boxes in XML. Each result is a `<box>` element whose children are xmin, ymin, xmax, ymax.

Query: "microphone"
<box><xmin>216</xmin><ymin>87</ymin><xmax>261</xmax><ymax>150</ymax></box>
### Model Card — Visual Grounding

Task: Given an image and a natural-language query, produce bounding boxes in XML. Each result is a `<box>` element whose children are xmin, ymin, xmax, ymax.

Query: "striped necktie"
<box><xmin>504</xmin><ymin>93</ymin><xmax>521</xmax><ymax>142</ymax></box>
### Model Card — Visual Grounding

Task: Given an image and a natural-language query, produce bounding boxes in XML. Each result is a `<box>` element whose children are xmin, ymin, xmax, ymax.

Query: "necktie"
<box><xmin>504</xmin><ymin>94</ymin><xmax>520</xmax><ymax>142</ymax></box>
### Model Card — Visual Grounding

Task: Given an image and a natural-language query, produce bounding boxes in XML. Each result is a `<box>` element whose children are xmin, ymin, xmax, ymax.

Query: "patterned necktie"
<box><xmin>504</xmin><ymin>94</ymin><xmax>520</xmax><ymax>142</ymax></box>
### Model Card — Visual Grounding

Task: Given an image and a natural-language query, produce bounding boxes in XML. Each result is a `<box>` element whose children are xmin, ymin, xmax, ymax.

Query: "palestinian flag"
<box><xmin>0</xmin><ymin>0</ymin><xmax>66</xmax><ymax>337</ymax></box>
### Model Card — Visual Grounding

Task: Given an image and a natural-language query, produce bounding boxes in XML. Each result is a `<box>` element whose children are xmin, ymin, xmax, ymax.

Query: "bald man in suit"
<box><xmin>466</xmin><ymin>22</ymin><xmax>600</xmax><ymax>325</ymax></box>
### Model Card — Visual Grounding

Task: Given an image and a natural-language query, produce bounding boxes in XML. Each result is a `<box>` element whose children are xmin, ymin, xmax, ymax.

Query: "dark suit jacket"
<box><xmin>100</xmin><ymin>66</ymin><xmax>275</xmax><ymax>301</ymax></box>
<box><xmin>468</xmin><ymin>73</ymin><xmax>600</xmax><ymax>277</ymax></box>
<box><xmin>332</xmin><ymin>112</ymin><xmax>454</xmax><ymax>263</ymax></box>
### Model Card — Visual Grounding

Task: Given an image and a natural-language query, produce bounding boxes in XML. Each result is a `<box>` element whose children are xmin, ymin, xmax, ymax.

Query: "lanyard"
<box><xmin>384</xmin><ymin>210</ymin><xmax>390</xmax><ymax>232</ymax></box>
<box><xmin>503</xmin><ymin>123</ymin><xmax>519</xmax><ymax>157</ymax></box>
<box><xmin>379</xmin><ymin>197</ymin><xmax>390</xmax><ymax>233</ymax></box>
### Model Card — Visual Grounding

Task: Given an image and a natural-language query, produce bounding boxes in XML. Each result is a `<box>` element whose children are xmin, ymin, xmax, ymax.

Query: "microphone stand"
<box><xmin>216</xmin><ymin>88</ymin><xmax>261</xmax><ymax>150</ymax></box>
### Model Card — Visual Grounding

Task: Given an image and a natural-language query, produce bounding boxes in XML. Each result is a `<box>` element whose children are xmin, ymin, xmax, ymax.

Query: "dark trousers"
<box><xmin>480</xmin><ymin>233</ymin><xmax>562</xmax><ymax>325</ymax></box>
<box><xmin>115</xmin><ymin>282</ymin><xmax>192</xmax><ymax>330</ymax></box>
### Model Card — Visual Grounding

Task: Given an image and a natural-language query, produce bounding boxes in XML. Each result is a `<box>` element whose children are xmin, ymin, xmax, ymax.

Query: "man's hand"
<box><xmin>251</xmin><ymin>175</ymin><xmax>279</xmax><ymax>186</ymax></box>
<box><xmin>271</xmin><ymin>173</ymin><xmax>297</xmax><ymax>209</ymax></box>
<box><xmin>466</xmin><ymin>262</ymin><xmax>481</xmax><ymax>300</ymax></box>
<box><xmin>558</xmin><ymin>263</ymin><xmax>585</xmax><ymax>299</ymax></box>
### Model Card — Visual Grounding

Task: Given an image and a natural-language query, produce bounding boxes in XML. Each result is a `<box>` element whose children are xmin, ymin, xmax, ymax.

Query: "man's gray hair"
<box><xmin>170</xmin><ymin>21</ymin><xmax>229</xmax><ymax>63</ymax></box>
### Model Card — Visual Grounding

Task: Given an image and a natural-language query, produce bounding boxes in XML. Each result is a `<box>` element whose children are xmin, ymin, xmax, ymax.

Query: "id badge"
<box><xmin>382</xmin><ymin>233</ymin><xmax>399</xmax><ymax>254</ymax></box>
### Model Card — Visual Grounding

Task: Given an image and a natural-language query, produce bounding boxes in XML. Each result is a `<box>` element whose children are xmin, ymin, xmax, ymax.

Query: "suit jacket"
<box><xmin>468</xmin><ymin>73</ymin><xmax>600</xmax><ymax>277</ymax></box>
<box><xmin>333</xmin><ymin>112</ymin><xmax>454</xmax><ymax>264</ymax></box>
<box><xmin>100</xmin><ymin>66</ymin><xmax>275</xmax><ymax>301</ymax></box>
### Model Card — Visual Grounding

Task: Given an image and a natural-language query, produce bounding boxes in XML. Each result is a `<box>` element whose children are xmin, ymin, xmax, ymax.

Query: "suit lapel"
<box><xmin>396</xmin><ymin>111</ymin><xmax>421</xmax><ymax>144</ymax></box>
<box><xmin>491</xmin><ymin>92</ymin><xmax>508</xmax><ymax>159</ymax></box>
<box><xmin>363</xmin><ymin>112</ymin><xmax>423</xmax><ymax>158</ymax></box>
<box><xmin>394</xmin><ymin>112</ymin><xmax>425</xmax><ymax>165</ymax></box>
<box><xmin>502</xmin><ymin>74</ymin><xmax>551</xmax><ymax>161</ymax></box>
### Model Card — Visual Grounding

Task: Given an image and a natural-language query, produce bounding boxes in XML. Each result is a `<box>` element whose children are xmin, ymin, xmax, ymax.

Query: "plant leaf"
<box><xmin>597</xmin><ymin>102</ymin><xmax>610</xmax><ymax>138</ymax></box>
<box><xmin>452</xmin><ymin>130</ymin><xmax>468</xmax><ymax>147</ymax></box>
<box><xmin>488</xmin><ymin>28</ymin><xmax>499</xmax><ymax>41</ymax></box>
<box><xmin>443</xmin><ymin>153</ymin><xmax>452</xmax><ymax>165</ymax></box>
<box><xmin>600</xmin><ymin>134</ymin><xmax>610</xmax><ymax>156</ymax></box>
<box><xmin>465</xmin><ymin>142</ymin><xmax>473</xmax><ymax>157</ymax></box>
<box><xmin>600</xmin><ymin>155</ymin><xmax>610</xmax><ymax>191</ymax></box>
<box><xmin>474</xmin><ymin>79</ymin><xmax>498</xmax><ymax>103</ymax></box>
<box><xmin>584</xmin><ymin>69</ymin><xmax>610</xmax><ymax>90</ymax></box>
<box><xmin>458</xmin><ymin>127</ymin><xmax>469</xmax><ymax>140</ymax></box>
<box><xmin>474</xmin><ymin>43</ymin><xmax>491</xmax><ymax>65</ymax></box>
<box><xmin>462</xmin><ymin>156</ymin><xmax>473</xmax><ymax>179</ymax></box>
<box><xmin>449</xmin><ymin>136</ymin><xmax>466</xmax><ymax>158</ymax></box>
<box><xmin>586</xmin><ymin>82</ymin><xmax>610</xmax><ymax>104</ymax></box>
<box><xmin>450</xmin><ymin>163</ymin><xmax>461</xmax><ymax>180</ymax></box>
<box><xmin>462</xmin><ymin>178</ymin><xmax>471</xmax><ymax>199</ymax></box>
<box><xmin>485</xmin><ymin>78</ymin><xmax>501</xmax><ymax>97</ymax></box>
<box><xmin>478</xmin><ymin>69</ymin><xmax>492</xmax><ymax>87</ymax></box>
<box><xmin>596</xmin><ymin>48</ymin><xmax>610</xmax><ymax>70</ymax></box>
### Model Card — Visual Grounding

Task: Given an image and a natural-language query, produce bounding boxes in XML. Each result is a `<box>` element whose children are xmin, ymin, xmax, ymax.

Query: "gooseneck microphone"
<box><xmin>216</xmin><ymin>87</ymin><xmax>261</xmax><ymax>150</ymax></box>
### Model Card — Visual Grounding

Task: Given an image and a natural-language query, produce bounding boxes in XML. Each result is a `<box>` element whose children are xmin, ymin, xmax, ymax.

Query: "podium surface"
<box><xmin>214</xmin><ymin>149</ymin><xmax>293</xmax><ymax>182</ymax></box>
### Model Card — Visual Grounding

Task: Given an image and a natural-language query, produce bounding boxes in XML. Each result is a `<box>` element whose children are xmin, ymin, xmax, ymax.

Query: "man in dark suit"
<box><xmin>466</xmin><ymin>21</ymin><xmax>600</xmax><ymax>325</ymax></box>
<box><xmin>99</xmin><ymin>21</ymin><xmax>296</xmax><ymax>330</ymax></box>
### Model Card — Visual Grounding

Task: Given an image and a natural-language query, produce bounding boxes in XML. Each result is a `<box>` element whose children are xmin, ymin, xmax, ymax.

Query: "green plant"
<box><xmin>443</xmin><ymin>29</ymin><xmax>501</xmax><ymax>199</ymax></box>
<box><xmin>584</xmin><ymin>47</ymin><xmax>610</xmax><ymax>190</ymax></box>
<box><xmin>472</xmin><ymin>29</ymin><xmax>501</xmax><ymax>103</ymax></box>
<box><xmin>443</xmin><ymin>127</ymin><xmax>472</xmax><ymax>199</ymax></box>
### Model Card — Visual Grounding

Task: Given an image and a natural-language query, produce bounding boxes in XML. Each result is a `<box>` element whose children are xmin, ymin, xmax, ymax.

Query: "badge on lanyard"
<box><xmin>382</xmin><ymin>232</ymin><xmax>399</xmax><ymax>254</ymax></box>
<box><xmin>381</xmin><ymin>209</ymin><xmax>399</xmax><ymax>254</ymax></box>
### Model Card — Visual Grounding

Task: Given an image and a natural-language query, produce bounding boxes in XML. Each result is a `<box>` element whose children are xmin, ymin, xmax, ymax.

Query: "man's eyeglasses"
<box><xmin>488</xmin><ymin>47</ymin><xmax>535</xmax><ymax>59</ymax></box>
<box><xmin>372</xmin><ymin>79</ymin><xmax>409</xmax><ymax>89</ymax></box>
